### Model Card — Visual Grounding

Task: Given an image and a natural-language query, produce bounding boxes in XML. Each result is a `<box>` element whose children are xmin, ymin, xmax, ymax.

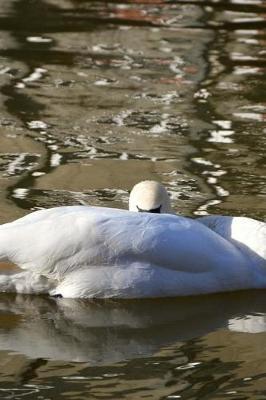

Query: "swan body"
<box><xmin>131</xmin><ymin>181</ymin><xmax>266</xmax><ymax>275</ymax></box>
<box><xmin>0</xmin><ymin>205</ymin><xmax>265</xmax><ymax>298</ymax></box>
<box><xmin>198</xmin><ymin>215</ymin><xmax>266</xmax><ymax>267</ymax></box>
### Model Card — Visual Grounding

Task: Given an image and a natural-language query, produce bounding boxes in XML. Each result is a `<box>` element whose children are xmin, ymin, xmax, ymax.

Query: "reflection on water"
<box><xmin>1</xmin><ymin>292</ymin><xmax>266</xmax><ymax>364</ymax></box>
<box><xmin>1</xmin><ymin>292</ymin><xmax>266</xmax><ymax>398</ymax></box>
<box><xmin>0</xmin><ymin>0</ymin><xmax>266</xmax><ymax>398</ymax></box>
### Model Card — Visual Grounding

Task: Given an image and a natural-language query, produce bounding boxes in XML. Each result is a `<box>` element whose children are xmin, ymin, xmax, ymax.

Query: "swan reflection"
<box><xmin>0</xmin><ymin>292</ymin><xmax>265</xmax><ymax>364</ymax></box>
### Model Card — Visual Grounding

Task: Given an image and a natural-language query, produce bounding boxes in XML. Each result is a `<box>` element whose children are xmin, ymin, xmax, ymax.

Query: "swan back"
<box><xmin>0</xmin><ymin>206</ymin><xmax>258</xmax><ymax>298</ymax></box>
<box><xmin>199</xmin><ymin>215</ymin><xmax>266</xmax><ymax>268</ymax></box>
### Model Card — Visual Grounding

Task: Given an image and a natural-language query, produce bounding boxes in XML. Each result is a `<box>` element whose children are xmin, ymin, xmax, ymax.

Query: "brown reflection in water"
<box><xmin>0</xmin><ymin>262</ymin><xmax>20</xmax><ymax>272</ymax></box>
<box><xmin>0</xmin><ymin>0</ymin><xmax>265</xmax><ymax>398</ymax></box>
<box><xmin>202</xmin><ymin>329</ymin><xmax>266</xmax><ymax>398</ymax></box>
<box><xmin>33</xmin><ymin>159</ymin><xmax>183</xmax><ymax>191</ymax></box>
<box><xmin>187</xmin><ymin>0</ymin><xmax>266</xmax><ymax>218</ymax></box>
<box><xmin>0</xmin><ymin>0</ymin><xmax>213</xmax><ymax>220</ymax></box>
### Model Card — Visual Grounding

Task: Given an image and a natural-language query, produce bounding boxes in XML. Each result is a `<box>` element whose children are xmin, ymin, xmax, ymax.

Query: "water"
<box><xmin>0</xmin><ymin>0</ymin><xmax>265</xmax><ymax>398</ymax></box>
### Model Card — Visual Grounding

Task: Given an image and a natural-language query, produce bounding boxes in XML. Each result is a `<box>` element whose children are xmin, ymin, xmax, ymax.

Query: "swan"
<box><xmin>130</xmin><ymin>180</ymin><xmax>266</xmax><ymax>270</ymax></box>
<box><xmin>0</xmin><ymin>199</ymin><xmax>266</xmax><ymax>297</ymax></box>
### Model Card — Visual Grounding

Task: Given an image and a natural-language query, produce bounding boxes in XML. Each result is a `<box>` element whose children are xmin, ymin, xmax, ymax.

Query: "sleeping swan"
<box><xmin>0</xmin><ymin>202</ymin><xmax>266</xmax><ymax>298</ymax></box>
<box><xmin>131</xmin><ymin>180</ymin><xmax>266</xmax><ymax>270</ymax></box>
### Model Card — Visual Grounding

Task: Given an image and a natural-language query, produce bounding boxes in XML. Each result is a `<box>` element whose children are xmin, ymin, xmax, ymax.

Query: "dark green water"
<box><xmin>0</xmin><ymin>0</ymin><xmax>265</xmax><ymax>398</ymax></box>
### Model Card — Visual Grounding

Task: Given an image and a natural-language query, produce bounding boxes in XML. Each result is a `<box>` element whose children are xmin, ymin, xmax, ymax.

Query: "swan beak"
<box><xmin>136</xmin><ymin>205</ymin><xmax>162</xmax><ymax>213</ymax></box>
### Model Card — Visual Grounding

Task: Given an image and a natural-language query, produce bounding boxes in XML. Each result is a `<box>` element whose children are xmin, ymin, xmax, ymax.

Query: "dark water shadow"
<box><xmin>0</xmin><ymin>290</ymin><xmax>266</xmax><ymax>365</ymax></box>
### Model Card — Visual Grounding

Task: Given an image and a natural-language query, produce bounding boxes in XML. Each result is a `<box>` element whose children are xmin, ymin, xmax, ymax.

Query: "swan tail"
<box><xmin>0</xmin><ymin>225</ymin><xmax>53</xmax><ymax>294</ymax></box>
<box><xmin>0</xmin><ymin>271</ymin><xmax>55</xmax><ymax>295</ymax></box>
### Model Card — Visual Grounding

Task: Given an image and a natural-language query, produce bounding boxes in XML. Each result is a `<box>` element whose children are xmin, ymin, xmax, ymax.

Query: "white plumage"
<box><xmin>198</xmin><ymin>215</ymin><xmax>266</xmax><ymax>268</ymax></box>
<box><xmin>0</xmin><ymin>205</ymin><xmax>265</xmax><ymax>298</ymax></box>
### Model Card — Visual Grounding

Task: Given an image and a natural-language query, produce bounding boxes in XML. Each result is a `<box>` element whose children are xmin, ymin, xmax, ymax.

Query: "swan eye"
<box><xmin>137</xmin><ymin>205</ymin><xmax>162</xmax><ymax>213</ymax></box>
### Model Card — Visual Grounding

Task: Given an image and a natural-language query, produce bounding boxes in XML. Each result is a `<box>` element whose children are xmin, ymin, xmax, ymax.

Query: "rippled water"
<box><xmin>0</xmin><ymin>0</ymin><xmax>265</xmax><ymax>398</ymax></box>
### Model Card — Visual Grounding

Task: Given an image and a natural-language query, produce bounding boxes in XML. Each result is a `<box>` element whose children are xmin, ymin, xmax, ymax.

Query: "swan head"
<box><xmin>129</xmin><ymin>180</ymin><xmax>172</xmax><ymax>214</ymax></box>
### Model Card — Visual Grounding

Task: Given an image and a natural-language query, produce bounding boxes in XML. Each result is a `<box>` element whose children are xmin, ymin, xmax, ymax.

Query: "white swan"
<box><xmin>131</xmin><ymin>180</ymin><xmax>266</xmax><ymax>270</ymax></box>
<box><xmin>0</xmin><ymin>200</ymin><xmax>266</xmax><ymax>298</ymax></box>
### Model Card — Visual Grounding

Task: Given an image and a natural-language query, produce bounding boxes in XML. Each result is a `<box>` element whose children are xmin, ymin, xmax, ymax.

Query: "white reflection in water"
<box><xmin>134</xmin><ymin>91</ymin><xmax>180</xmax><ymax>105</ymax></box>
<box><xmin>92</xmin><ymin>43</ymin><xmax>121</xmax><ymax>53</ymax></box>
<box><xmin>149</xmin><ymin>122</ymin><xmax>169</xmax><ymax>134</ymax></box>
<box><xmin>6</xmin><ymin>154</ymin><xmax>26</xmax><ymax>176</ymax></box>
<box><xmin>120</xmin><ymin>152</ymin><xmax>128</xmax><ymax>160</ymax></box>
<box><xmin>207</xmin><ymin>176</ymin><xmax>217</xmax><ymax>184</ymax></box>
<box><xmin>195</xmin><ymin>199</ymin><xmax>221</xmax><ymax>215</ymax></box>
<box><xmin>12</xmin><ymin>188</ymin><xmax>29</xmax><ymax>199</ymax></box>
<box><xmin>233</xmin><ymin>16</ymin><xmax>265</xmax><ymax>23</ymax></box>
<box><xmin>233</xmin><ymin>112</ymin><xmax>264</xmax><ymax>121</ymax></box>
<box><xmin>0</xmin><ymin>387</ymin><xmax>45</xmax><ymax>398</ymax></box>
<box><xmin>208</xmin><ymin>130</ymin><xmax>234</xmax><ymax>143</ymax></box>
<box><xmin>176</xmin><ymin>362</ymin><xmax>201</xmax><ymax>370</ymax></box>
<box><xmin>234</xmin><ymin>66</ymin><xmax>262</xmax><ymax>75</ymax></box>
<box><xmin>192</xmin><ymin>155</ymin><xmax>229</xmax><ymax>208</ymax></box>
<box><xmin>208</xmin><ymin>170</ymin><xmax>226</xmax><ymax>177</ymax></box>
<box><xmin>217</xmin><ymin>81</ymin><xmax>241</xmax><ymax>91</ymax></box>
<box><xmin>194</xmin><ymin>88</ymin><xmax>211</xmax><ymax>100</ymax></box>
<box><xmin>237</xmin><ymin>37</ymin><xmax>259</xmax><ymax>45</ymax></box>
<box><xmin>94</xmin><ymin>78</ymin><xmax>115</xmax><ymax>86</ymax></box>
<box><xmin>27</xmin><ymin>120</ymin><xmax>48</xmax><ymax>130</ymax></box>
<box><xmin>32</xmin><ymin>171</ymin><xmax>45</xmax><ymax>177</ymax></box>
<box><xmin>15</xmin><ymin>82</ymin><xmax>25</xmax><ymax>89</ymax></box>
<box><xmin>213</xmin><ymin>120</ymin><xmax>232</xmax><ymax>130</ymax></box>
<box><xmin>242</xmin><ymin>104</ymin><xmax>266</xmax><ymax>112</ymax></box>
<box><xmin>0</xmin><ymin>293</ymin><xmax>265</xmax><ymax>364</ymax></box>
<box><xmin>2</xmin><ymin>153</ymin><xmax>40</xmax><ymax>177</ymax></box>
<box><xmin>229</xmin><ymin>314</ymin><xmax>266</xmax><ymax>333</ymax></box>
<box><xmin>235</xmin><ymin>29</ymin><xmax>259</xmax><ymax>35</ymax></box>
<box><xmin>48</xmin><ymin>144</ymin><xmax>58</xmax><ymax>151</ymax></box>
<box><xmin>22</xmin><ymin>68</ymin><xmax>47</xmax><ymax>83</ymax></box>
<box><xmin>192</xmin><ymin>157</ymin><xmax>214</xmax><ymax>167</ymax></box>
<box><xmin>50</xmin><ymin>153</ymin><xmax>62</xmax><ymax>167</ymax></box>
<box><xmin>112</xmin><ymin>110</ymin><xmax>133</xmax><ymax>126</ymax></box>
<box><xmin>231</xmin><ymin>0</ymin><xmax>262</xmax><ymax>4</ymax></box>
<box><xmin>215</xmin><ymin>185</ymin><xmax>230</xmax><ymax>197</ymax></box>
<box><xmin>0</xmin><ymin>67</ymin><xmax>11</xmax><ymax>75</ymax></box>
<box><xmin>169</xmin><ymin>56</ymin><xmax>184</xmax><ymax>77</ymax></box>
<box><xmin>230</xmin><ymin>53</ymin><xmax>260</xmax><ymax>61</ymax></box>
<box><xmin>26</xmin><ymin>36</ymin><xmax>53</xmax><ymax>43</ymax></box>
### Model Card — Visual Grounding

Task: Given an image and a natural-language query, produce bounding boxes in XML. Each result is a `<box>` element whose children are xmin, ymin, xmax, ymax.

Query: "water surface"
<box><xmin>0</xmin><ymin>0</ymin><xmax>266</xmax><ymax>398</ymax></box>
